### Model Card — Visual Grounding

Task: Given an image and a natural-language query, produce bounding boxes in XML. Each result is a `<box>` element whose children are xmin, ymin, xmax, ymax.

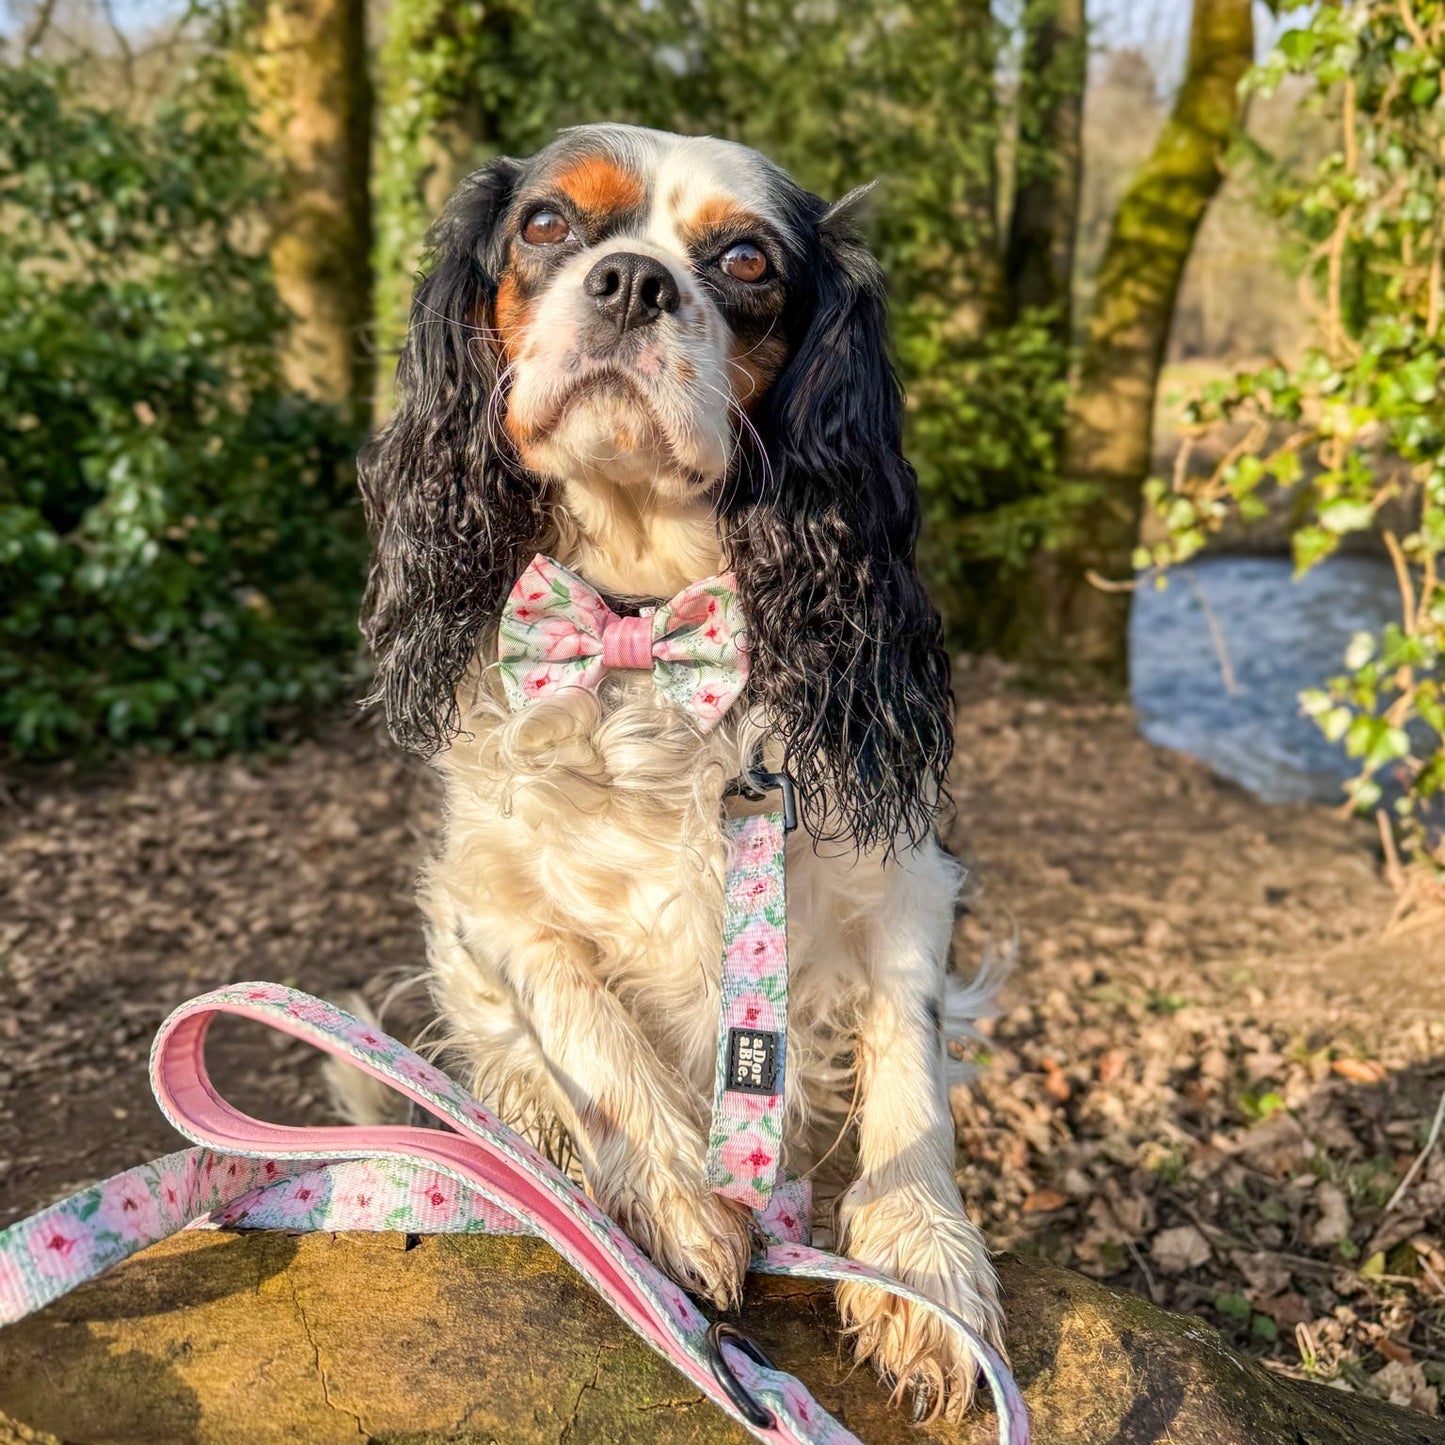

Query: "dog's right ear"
<box><xmin>359</xmin><ymin>157</ymin><xmax>546</xmax><ymax>755</ymax></box>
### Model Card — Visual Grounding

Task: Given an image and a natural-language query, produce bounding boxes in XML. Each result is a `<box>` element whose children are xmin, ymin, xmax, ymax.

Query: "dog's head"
<box><xmin>490</xmin><ymin>129</ymin><xmax>800</xmax><ymax>497</ymax></box>
<box><xmin>361</xmin><ymin>124</ymin><xmax>951</xmax><ymax>850</ymax></box>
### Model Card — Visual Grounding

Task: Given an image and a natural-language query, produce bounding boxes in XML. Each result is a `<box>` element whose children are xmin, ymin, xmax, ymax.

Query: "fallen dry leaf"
<box><xmin>1256</xmin><ymin>1292</ymin><xmax>1313</xmax><ymax>1328</ymax></box>
<box><xmin>1308</xmin><ymin>1183</ymin><xmax>1352</xmax><ymax>1249</ymax></box>
<box><xmin>1332</xmin><ymin>1058</ymin><xmax>1388</xmax><ymax>1085</ymax></box>
<box><xmin>1367</xmin><ymin>1360</ymin><xmax>1439</xmax><ymax>1416</ymax></box>
<box><xmin>1041</xmin><ymin>1060</ymin><xmax>1071</xmax><ymax>1102</ymax></box>
<box><xmin>1151</xmin><ymin>1225</ymin><xmax>1212</xmax><ymax>1275</ymax></box>
<box><xmin>1376</xmin><ymin>1337</ymin><xmax>1415</xmax><ymax>1366</ymax></box>
<box><xmin>1023</xmin><ymin>1189</ymin><xmax>1069</xmax><ymax>1214</ymax></box>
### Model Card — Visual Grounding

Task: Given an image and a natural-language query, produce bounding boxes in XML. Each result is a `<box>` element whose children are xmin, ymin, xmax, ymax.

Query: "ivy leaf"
<box><xmin>1318</xmin><ymin>499</ymin><xmax>1374</xmax><ymax>535</ymax></box>
<box><xmin>1292</xmin><ymin>526</ymin><xmax>1339</xmax><ymax>573</ymax></box>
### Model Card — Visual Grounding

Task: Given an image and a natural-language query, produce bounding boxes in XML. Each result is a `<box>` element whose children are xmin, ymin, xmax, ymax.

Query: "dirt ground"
<box><xmin>3</xmin><ymin>663</ymin><xmax>1443</xmax><ymax>1418</ymax></box>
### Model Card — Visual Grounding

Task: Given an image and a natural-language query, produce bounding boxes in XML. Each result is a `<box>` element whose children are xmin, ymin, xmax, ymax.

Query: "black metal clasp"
<box><xmin>724</xmin><ymin>765</ymin><xmax>798</xmax><ymax>833</ymax></box>
<box><xmin>706</xmin><ymin>1322</ymin><xmax>777</xmax><ymax>1429</ymax></box>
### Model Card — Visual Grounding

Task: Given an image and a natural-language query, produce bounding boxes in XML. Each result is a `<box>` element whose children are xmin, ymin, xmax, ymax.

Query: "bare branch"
<box><xmin>19</xmin><ymin>0</ymin><xmax>62</xmax><ymax>56</ymax></box>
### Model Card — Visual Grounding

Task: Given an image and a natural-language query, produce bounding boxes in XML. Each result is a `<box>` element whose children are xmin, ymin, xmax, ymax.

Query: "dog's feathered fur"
<box><xmin>357</xmin><ymin>125</ymin><xmax>1001</xmax><ymax>1417</ymax></box>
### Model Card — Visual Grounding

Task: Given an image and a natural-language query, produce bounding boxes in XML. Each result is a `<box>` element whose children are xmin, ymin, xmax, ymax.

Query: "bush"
<box><xmin>0</xmin><ymin>61</ymin><xmax>366</xmax><ymax>761</ymax></box>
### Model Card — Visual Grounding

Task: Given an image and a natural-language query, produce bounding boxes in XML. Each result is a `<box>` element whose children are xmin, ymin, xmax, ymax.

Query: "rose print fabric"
<box><xmin>754</xmin><ymin>1176</ymin><xmax>811</xmax><ymax>1245</ymax></box>
<box><xmin>704</xmin><ymin>811</ymin><xmax>790</xmax><ymax>1209</ymax></box>
<box><xmin>0</xmin><ymin>1149</ymin><xmax>527</xmax><ymax>1326</ymax></box>
<box><xmin>0</xmin><ymin>984</ymin><xmax>1028</xmax><ymax>1445</ymax></box>
<box><xmin>497</xmin><ymin>554</ymin><xmax>749</xmax><ymax>730</ymax></box>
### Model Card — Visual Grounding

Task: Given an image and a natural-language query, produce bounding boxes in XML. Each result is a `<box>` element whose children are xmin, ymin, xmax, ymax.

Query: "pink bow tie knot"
<box><xmin>600</xmin><ymin>612</ymin><xmax>655</xmax><ymax>672</ymax></box>
<box><xmin>498</xmin><ymin>555</ymin><xmax>749</xmax><ymax>731</ymax></box>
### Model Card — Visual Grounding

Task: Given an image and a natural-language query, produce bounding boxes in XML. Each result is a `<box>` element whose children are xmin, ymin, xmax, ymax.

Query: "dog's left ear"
<box><xmin>724</xmin><ymin>186</ymin><xmax>953</xmax><ymax>852</ymax></box>
<box><xmin>360</xmin><ymin>157</ymin><xmax>546</xmax><ymax>755</ymax></box>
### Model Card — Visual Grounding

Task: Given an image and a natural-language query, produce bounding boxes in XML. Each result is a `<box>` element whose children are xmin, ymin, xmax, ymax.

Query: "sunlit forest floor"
<box><xmin>2</xmin><ymin>668</ymin><xmax>1442</xmax><ymax>1416</ymax></box>
<box><xmin>951</xmin><ymin>660</ymin><xmax>1445</xmax><ymax>1417</ymax></box>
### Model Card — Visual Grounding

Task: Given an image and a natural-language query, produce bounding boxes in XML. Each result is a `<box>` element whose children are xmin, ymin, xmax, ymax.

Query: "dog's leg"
<box><xmin>435</xmin><ymin>913</ymin><xmax>753</xmax><ymax>1309</ymax></box>
<box><xmin>835</xmin><ymin>840</ymin><xmax>1003</xmax><ymax>1419</ymax></box>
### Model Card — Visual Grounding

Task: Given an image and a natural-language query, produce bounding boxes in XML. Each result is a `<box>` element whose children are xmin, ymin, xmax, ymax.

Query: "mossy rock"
<box><xmin>0</xmin><ymin>1231</ymin><xmax>1440</xmax><ymax>1445</ymax></box>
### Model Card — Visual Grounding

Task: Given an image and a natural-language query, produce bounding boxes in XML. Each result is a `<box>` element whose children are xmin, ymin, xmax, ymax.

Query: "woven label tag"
<box><xmin>726</xmin><ymin>1027</ymin><xmax>780</xmax><ymax>1095</ymax></box>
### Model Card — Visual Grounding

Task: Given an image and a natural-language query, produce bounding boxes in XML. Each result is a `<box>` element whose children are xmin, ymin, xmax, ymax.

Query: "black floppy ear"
<box><xmin>724</xmin><ymin>186</ymin><xmax>953</xmax><ymax>851</ymax></box>
<box><xmin>359</xmin><ymin>158</ymin><xmax>546</xmax><ymax>754</ymax></box>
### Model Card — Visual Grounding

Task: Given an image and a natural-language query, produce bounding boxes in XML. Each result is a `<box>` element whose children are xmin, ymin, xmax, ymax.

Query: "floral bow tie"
<box><xmin>497</xmin><ymin>555</ymin><xmax>749</xmax><ymax>730</ymax></box>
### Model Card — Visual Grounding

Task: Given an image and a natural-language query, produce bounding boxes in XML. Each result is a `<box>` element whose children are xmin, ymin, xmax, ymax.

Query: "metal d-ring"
<box><xmin>706</xmin><ymin>1321</ymin><xmax>777</xmax><ymax>1429</ymax></box>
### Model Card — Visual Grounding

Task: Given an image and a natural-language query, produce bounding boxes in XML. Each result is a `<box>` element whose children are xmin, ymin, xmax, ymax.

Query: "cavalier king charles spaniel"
<box><xmin>357</xmin><ymin>123</ymin><xmax>1003</xmax><ymax>1417</ymax></box>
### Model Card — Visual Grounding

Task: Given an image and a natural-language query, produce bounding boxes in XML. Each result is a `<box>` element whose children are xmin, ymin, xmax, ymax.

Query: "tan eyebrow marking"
<box><xmin>682</xmin><ymin>197</ymin><xmax>764</xmax><ymax>245</ymax></box>
<box><xmin>554</xmin><ymin>156</ymin><xmax>645</xmax><ymax>217</ymax></box>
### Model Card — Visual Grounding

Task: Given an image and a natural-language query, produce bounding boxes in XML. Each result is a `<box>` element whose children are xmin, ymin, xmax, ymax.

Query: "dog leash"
<box><xmin>0</xmin><ymin>983</ymin><xmax>1028</xmax><ymax>1443</ymax></box>
<box><xmin>705</xmin><ymin>778</ymin><xmax>795</xmax><ymax>1209</ymax></box>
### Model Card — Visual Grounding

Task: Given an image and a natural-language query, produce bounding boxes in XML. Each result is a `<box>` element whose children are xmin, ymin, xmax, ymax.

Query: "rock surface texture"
<box><xmin>1</xmin><ymin>1231</ymin><xmax>1441</xmax><ymax>1445</ymax></box>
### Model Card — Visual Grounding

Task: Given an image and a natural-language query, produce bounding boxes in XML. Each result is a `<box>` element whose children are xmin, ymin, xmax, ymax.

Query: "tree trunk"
<box><xmin>371</xmin><ymin>0</ymin><xmax>510</xmax><ymax>405</ymax></box>
<box><xmin>243</xmin><ymin>0</ymin><xmax>373</xmax><ymax>420</ymax></box>
<box><xmin>1004</xmin><ymin>0</ymin><xmax>1087</xmax><ymax>337</ymax></box>
<box><xmin>1013</xmin><ymin>0</ymin><xmax>1254</xmax><ymax>686</ymax></box>
<box><xmin>2</xmin><ymin>1231</ymin><xmax>1441</xmax><ymax>1445</ymax></box>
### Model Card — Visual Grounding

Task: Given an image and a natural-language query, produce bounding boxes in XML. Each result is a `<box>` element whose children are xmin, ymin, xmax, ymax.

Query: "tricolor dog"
<box><xmin>357</xmin><ymin>123</ymin><xmax>1002</xmax><ymax>1418</ymax></box>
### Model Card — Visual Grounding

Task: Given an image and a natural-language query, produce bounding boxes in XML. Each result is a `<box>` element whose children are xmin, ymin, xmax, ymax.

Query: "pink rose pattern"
<box><xmin>702</xmin><ymin>813</ymin><xmax>789</xmax><ymax>1209</ymax></box>
<box><xmin>754</xmin><ymin>1178</ymin><xmax>812</xmax><ymax>1245</ymax></box>
<box><xmin>497</xmin><ymin>555</ymin><xmax>749</xmax><ymax>733</ymax></box>
<box><xmin>0</xmin><ymin>980</ymin><xmax>1027</xmax><ymax>1445</ymax></box>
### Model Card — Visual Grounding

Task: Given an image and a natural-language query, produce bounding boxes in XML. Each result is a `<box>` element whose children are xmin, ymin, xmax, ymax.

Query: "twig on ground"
<box><xmin>1418</xmin><ymin>1255</ymin><xmax>1445</xmax><ymax>1300</ymax></box>
<box><xmin>1385</xmin><ymin>1089</ymin><xmax>1445</xmax><ymax>1214</ymax></box>
<box><xmin>1164</xmin><ymin>1190</ymin><xmax>1338</xmax><ymax>1279</ymax></box>
<box><xmin>1127</xmin><ymin>1238</ymin><xmax>1163</xmax><ymax>1305</ymax></box>
<box><xmin>1377</xmin><ymin>810</ymin><xmax>1406</xmax><ymax>895</ymax></box>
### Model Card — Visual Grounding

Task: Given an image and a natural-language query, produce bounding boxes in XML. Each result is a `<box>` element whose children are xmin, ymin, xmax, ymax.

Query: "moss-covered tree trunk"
<box><xmin>1004</xmin><ymin>0</ymin><xmax>1087</xmax><ymax>339</ymax></box>
<box><xmin>1011</xmin><ymin>0</ymin><xmax>1254</xmax><ymax>685</ymax></box>
<box><xmin>371</xmin><ymin>0</ymin><xmax>512</xmax><ymax>402</ymax></box>
<box><xmin>243</xmin><ymin>0</ymin><xmax>372</xmax><ymax>419</ymax></box>
<box><xmin>243</xmin><ymin>0</ymin><xmax>373</xmax><ymax>415</ymax></box>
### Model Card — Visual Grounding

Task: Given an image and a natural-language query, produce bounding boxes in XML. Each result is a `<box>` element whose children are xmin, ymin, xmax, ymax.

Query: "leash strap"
<box><xmin>704</xmin><ymin>810</ymin><xmax>789</xmax><ymax>1208</ymax></box>
<box><xmin>0</xmin><ymin>985</ymin><xmax>1028</xmax><ymax>1444</ymax></box>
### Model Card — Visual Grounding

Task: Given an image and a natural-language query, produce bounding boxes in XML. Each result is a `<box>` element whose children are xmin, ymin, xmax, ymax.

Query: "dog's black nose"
<box><xmin>584</xmin><ymin>252</ymin><xmax>680</xmax><ymax>333</ymax></box>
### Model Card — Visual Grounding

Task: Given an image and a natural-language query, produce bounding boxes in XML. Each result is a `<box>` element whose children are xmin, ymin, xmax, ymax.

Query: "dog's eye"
<box><xmin>719</xmin><ymin>242</ymin><xmax>768</xmax><ymax>283</ymax></box>
<box><xmin>522</xmin><ymin>210</ymin><xmax>572</xmax><ymax>245</ymax></box>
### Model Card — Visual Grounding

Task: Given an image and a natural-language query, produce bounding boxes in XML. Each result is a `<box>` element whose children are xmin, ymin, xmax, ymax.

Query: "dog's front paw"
<box><xmin>836</xmin><ymin>1178</ymin><xmax>1004</xmax><ymax>1422</ymax></box>
<box><xmin>597</xmin><ymin>1169</ymin><xmax>754</xmax><ymax>1310</ymax></box>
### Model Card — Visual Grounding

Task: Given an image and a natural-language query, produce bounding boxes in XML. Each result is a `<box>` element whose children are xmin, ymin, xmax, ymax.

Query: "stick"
<box><xmin>1385</xmin><ymin>1090</ymin><xmax>1445</xmax><ymax>1214</ymax></box>
<box><xmin>1377</xmin><ymin>809</ymin><xmax>1406</xmax><ymax>895</ymax></box>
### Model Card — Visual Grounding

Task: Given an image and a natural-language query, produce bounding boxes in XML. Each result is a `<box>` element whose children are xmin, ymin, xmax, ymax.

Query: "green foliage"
<box><xmin>688</xmin><ymin>0</ymin><xmax>1074</xmax><ymax>642</ymax></box>
<box><xmin>1149</xmin><ymin>1</ymin><xmax>1445</xmax><ymax>860</ymax></box>
<box><xmin>0</xmin><ymin>61</ymin><xmax>366</xmax><ymax>760</ymax></box>
<box><xmin>912</xmin><ymin>310</ymin><xmax>1073</xmax><ymax>626</ymax></box>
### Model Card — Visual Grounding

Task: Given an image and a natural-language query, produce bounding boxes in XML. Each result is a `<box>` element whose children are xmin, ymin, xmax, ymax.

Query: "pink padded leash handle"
<box><xmin>148</xmin><ymin>986</ymin><xmax>863</xmax><ymax>1445</ymax></box>
<box><xmin>0</xmin><ymin>985</ymin><xmax>1025</xmax><ymax>1442</ymax></box>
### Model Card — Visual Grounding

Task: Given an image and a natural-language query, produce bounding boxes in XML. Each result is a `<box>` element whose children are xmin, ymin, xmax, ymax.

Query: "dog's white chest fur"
<box><xmin>423</xmin><ymin>681</ymin><xmax>883</xmax><ymax>1169</ymax></box>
